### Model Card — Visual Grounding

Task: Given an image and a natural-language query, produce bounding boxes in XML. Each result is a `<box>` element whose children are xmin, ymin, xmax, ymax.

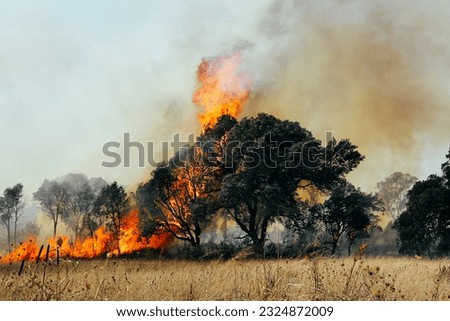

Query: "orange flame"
<box><xmin>0</xmin><ymin>210</ymin><xmax>172</xmax><ymax>263</ymax></box>
<box><xmin>193</xmin><ymin>52</ymin><xmax>250</xmax><ymax>129</ymax></box>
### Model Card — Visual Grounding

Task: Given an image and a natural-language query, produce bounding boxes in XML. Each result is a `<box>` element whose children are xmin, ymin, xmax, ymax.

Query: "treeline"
<box><xmin>0</xmin><ymin>174</ymin><xmax>131</xmax><ymax>255</ymax></box>
<box><xmin>2</xmin><ymin>113</ymin><xmax>449</xmax><ymax>258</ymax></box>
<box><xmin>136</xmin><ymin>113</ymin><xmax>450</xmax><ymax>258</ymax></box>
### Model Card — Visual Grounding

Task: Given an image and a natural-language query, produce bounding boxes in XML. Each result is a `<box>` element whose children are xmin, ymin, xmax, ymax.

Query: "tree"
<box><xmin>34</xmin><ymin>174</ymin><xmax>107</xmax><ymax>241</ymax></box>
<box><xmin>312</xmin><ymin>181</ymin><xmax>382</xmax><ymax>255</ymax></box>
<box><xmin>394</xmin><ymin>173</ymin><xmax>450</xmax><ymax>257</ymax></box>
<box><xmin>216</xmin><ymin>113</ymin><xmax>364</xmax><ymax>251</ymax></box>
<box><xmin>376</xmin><ymin>172</ymin><xmax>418</xmax><ymax>220</ymax></box>
<box><xmin>0</xmin><ymin>183</ymin><xmax>25</xmax><ymax>252</ymax></box>
<box><xmin>394</xmin><ymin>148</ymin><xmax>450</xmax><ymax>257</ymax></box>
<box><xmin>138</xmin><ymin>158</ymin><xmax>210</xmax><ymax>247</ymax></box>
<box><xmin>33</xmin><ymin>180</ymin><xmax>69</xmax><ymax>237</ymax></box>
<box><xmin>59</xmin><ymin>174</ymin><xmax>106</xmax><ymax>240</ymax></box>
<box><xmin>94</xmin><ymin>182</ymin><xmax>130</xmax><ymax>254</ymax></box>
<box><xmin>137</xmin><ymin>117</ymin><xmax>232</xmax><ymax>247</ymax></box>
<box><xmin>0</xmin><ymin>197</ymin><xmax>11</xmax><ymax>252</ymax></box>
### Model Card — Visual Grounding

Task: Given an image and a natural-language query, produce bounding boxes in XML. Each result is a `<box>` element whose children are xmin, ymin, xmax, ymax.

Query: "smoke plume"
<box><xmin>241</xmin><ymin>0</ymin><xmax>450</xmax><ymax>190</ymax></box>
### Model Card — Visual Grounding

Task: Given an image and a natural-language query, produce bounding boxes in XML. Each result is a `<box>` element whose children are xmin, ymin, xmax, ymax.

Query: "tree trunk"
<box><xmin>247</xmin><ymin>202</ymin><xmax>260</xmax><ymax>246</ymax></box>
<box><xmin>194</xmin><ymin>221</ymin><xmax>201</xmax><ymax>247</ymax></box>
<box><xmin>14</xmin><ymin>212</ymin><xmax>18</xmax><ymax>245</ymax></box>
<box><xmin>258</xmin><ymin>215</ymin><xmax>270</xmax><ymax>252</ymax></box>
<box><xmin>248</xmin><ymin>229</ymin><xmax>259</xmax><ymax>245</ymax></box>
<box><xmin>347</xmin><ymin>240</ymin><xmax>353</xmax><ymax>256</ymax></box>
<box><xmin>252</xmin><ymin>239</ymin><xmax>264</xmax><ymax>254</ymax></box>
<box><xmin>331</xmin><ymin>239</ymin><xmax>338</xmax><ymax>255</ymax></box>
<box><xmin>6</xmin><ymin>219</ymin><xmax>11</xmax><ymax>253</ymax></box>
<box><xmin>53</xmin><ymin>220</ymin><xmax>58</xmax><ymax>237</ymax></box>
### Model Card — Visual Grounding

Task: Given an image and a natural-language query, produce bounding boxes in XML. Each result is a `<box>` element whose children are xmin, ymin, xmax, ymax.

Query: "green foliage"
<box><xmin>217</xmin><ymin>113</ymin><xmax>364</xmax><ymax>249</ymax></box>
<box><xmin>136</xmin><ymin>113</ymin><xmax>366</xmax><ymax>251</ymax></box>
<box><xmin>394</xmin><ymin>170</ymin><xmax>450</xmax><ymax>257</ymax></box>
<box><xmin>312</xmin><ymin>181</ymin><xmax>382</xmax><ymax>255</ymax></box>
<box><xmin>1</xmin><ymin>184</ymin><xmax>24</xmax><ymax>225</ymax></box>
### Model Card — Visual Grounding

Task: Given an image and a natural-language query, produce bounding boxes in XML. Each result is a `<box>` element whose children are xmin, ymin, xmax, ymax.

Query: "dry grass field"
<box><xmin>1</xmin><ymin>256</ymin><xmax>449</xmax><ymax>301</ymax></box>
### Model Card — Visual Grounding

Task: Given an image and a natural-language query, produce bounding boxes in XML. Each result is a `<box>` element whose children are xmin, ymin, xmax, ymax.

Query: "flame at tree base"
<box><xmin>0</xmin><ymin>210</ymin><xmax>173</xmax><ymax>264</ymax></box>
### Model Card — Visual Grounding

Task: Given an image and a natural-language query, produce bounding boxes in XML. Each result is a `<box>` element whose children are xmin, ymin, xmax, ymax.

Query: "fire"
<box><xmin>193</xmin><ymin>52</ymin><xmax>250</xmax><ymax>129</ymax></box>
<box><xmin>0</xmin><ymin>52</ymin><xmax>250</xmax><ymax>264</ymax></box>
<box><xmin>0</xmin><ymin>210</ymin><xmax>172</xmax><ymax>263</ymax></box>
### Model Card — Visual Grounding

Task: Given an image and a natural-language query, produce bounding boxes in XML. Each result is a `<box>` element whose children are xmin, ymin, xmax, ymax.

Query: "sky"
<box><xmin>1</xmin><ymin>0</ymin><xmax>449</xmax><ymax>210</ymax></box>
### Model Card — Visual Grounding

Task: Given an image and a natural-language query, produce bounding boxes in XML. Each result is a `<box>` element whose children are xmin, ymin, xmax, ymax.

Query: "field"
<box><xmin>1</xmin><ymin>255</ymin><xmax>449</xmax><ymax>301</ymax></box>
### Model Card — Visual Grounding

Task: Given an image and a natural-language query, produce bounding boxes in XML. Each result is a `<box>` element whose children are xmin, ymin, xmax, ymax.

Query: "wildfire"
<box><xmin>0</xmin><ymin>52</ymin><xmax>251</xmax><ymax>264</ymax></box>
<box><xmin>0</xmin><ymin>210</ymin><xmax>172</xmax><ymax>263</ymax></box>
<box><xmin>193</xmin><ymin>52</ymin><xmax>250</xmax><ymax>129</ymax></box>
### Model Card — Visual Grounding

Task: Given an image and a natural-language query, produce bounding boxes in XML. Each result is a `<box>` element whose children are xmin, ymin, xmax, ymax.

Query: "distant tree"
<box><xmin>376</xmin><ymin>172</ymin><xmax>418</xmax><ymax>220</ymax></box>
<box><xmin>216</xmin><ymin>113</ymin><xmax>364</xmax><ymax>251</ymax></box>
<box><xmin>394</xmin><ymin>150</ymin><xmax>450</xmax><ymax>257</ymax></box>
<box><xmin>33</xmin><ymin>174</ymin><xmax>107</xmax><ymax>241</ymax></box>
<box><xmin>23</xmin><ymin>221</ymin><xmax>40</xmax><ymax>236</ymax></box>
<box><xmin>0</xmin><ymin>197</ymin><xmax>11</xmax><ymax>252</ymax></box>
<box><xmin>94</xmin><ymin>182</ymin><xmax>130</xmax><ymax>254</ymax></box>
<box><xmin>312</xmin><ymin>181</ymin><xmax>382</xmax><ymax>255</ymax></box>
<box><xmin>33</xmin><ymin>180</ymin><xmax>69</xmax><ymax>237</ymax></box>
<box><xmin>0</xmin><ymin>183</ymin><xmax>25</xmax><ymax>252</ymax></box>
<box><xmin>59</xmin><ymin>174</ymin><xmax>106</xmax><ymax>240</ymax></box>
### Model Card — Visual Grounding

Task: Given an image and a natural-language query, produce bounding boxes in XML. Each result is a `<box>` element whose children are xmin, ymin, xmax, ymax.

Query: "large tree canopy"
<box><xmin>217</xmin><ymin>113</ymin><xmax>364</xmax><ymax>249</ymax></box>
<box><xmin>137</xmin><ymin>113</ymin><xmax>365</xmax><ymax>251</ymax></box>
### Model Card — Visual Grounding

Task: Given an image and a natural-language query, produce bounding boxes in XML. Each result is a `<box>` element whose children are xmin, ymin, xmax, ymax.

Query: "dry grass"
<box><xmin>0</xmin><ymin>256</ymin><xmax>449</xmax><ymax>301</ymax></box>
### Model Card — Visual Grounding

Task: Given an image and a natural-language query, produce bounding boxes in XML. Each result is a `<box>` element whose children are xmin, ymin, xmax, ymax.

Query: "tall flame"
<box><xmin>193</xmin><ymin>52</ymin><xmax>250</xmax><ymax>128</ymax></box>
<box><xmin>0</xmin><ymin>210</ymin><xmax>172</xmax><ymax>263</ymax></box>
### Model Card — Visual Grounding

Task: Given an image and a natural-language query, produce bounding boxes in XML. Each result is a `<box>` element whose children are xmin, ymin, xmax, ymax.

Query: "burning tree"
<box><xmin>137</xmin><ymin>115</ymin><xmax>237</xmax><ymax>248</ymax></box>
<box><xmin>137</xmin><ymin>52</ymin><xmax>366</xmax><ymax>252</ymax></box>
<box><xmin>137</xmin><ymin>159</ymin><xmax>205</xmax><ymax>247</ymax></box>
<box><xmin>137</xmin><ymin>113</ymin><xmax>365</xmax><ymax>251</ymax></box>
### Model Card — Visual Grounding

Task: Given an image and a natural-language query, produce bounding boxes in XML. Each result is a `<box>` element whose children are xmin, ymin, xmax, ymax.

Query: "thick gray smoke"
<box><xmin>239</xmin><ymin>0</ymin><xmax>450</xmax><ymax>190</ymax></box>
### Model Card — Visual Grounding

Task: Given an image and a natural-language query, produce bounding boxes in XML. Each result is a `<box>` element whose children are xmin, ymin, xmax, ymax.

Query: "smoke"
<box><xmin>240</xmin><ymin>0</ymin><xmax>450</xmax><ymax>190</ymax></box>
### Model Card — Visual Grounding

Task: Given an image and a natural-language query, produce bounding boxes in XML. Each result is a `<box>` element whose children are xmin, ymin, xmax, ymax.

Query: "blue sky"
<box><xmin>1</xmin><ymin>0</ymin><xmax>449</xmax><ymax>206</ymax></box>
